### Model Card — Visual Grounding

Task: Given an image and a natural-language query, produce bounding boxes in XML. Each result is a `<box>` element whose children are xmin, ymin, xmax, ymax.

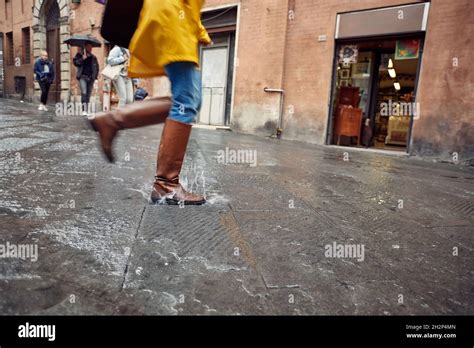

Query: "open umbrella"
<box><xmin>64</xmin><ymin>35</ymin><xmax>102</xmax><ymax>48</ymax></box>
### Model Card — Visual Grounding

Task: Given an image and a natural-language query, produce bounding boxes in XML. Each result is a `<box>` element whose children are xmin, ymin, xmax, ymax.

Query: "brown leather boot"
<box><xmin>151</xmin><ymin>118</ymin><xmax>206</xmax><ymax>205</ymax></box>
<box><xmin>88</xmin><ymin>97</ymin><xmax>171</xmax><ymax>162</ymax></box>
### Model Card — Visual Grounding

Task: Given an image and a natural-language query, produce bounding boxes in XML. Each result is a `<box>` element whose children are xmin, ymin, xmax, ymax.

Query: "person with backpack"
<box><xmin>107</xmin><ymin>45</ymin><xmax>134</xmax><ymax>108</ymax></box>
<box><xmin>90</xmin><ymin>0</ymin><xmax>212</xmax><ymax>205</ymax></box>
<box><xmin>34</xmin><ymin>51</ymin><xmax>55</xmax><ymax>111</ymax></box>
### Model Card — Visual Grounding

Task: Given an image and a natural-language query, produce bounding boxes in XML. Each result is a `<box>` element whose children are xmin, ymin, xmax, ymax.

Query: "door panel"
<box><xmin>46</xmin><ymin>28</ymin><xmax>60</xmax><ymax>103</ymax></box>
<box><xmin>199</xmin><ymin>47</ymin><xmax>228</xmax><ymax>126</ymax></box>
<box><xmin>200</xmin><ymin>87</ymin><xmax>212</xmax><ymax>124</ymax></box>
<box><xmin>210</xmin><ymin>87</ymin><xmax>226</xmax><ymax>125</ymax></box>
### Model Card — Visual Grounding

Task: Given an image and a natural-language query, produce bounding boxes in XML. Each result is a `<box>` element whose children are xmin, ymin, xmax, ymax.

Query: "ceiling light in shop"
<box><xmin>388</xmin><ymin>59</ymin><xmax>394</xmax><ymax>69</ymax></box>
<box><xmin>394</xmin><ymin>81</ymin><xmax>401</xmax><ymax>90</ymax></box>
<box><xmin>388</xmin><ymin>68</ymin><xmax>397</xmax><ymax>78</ymax></box>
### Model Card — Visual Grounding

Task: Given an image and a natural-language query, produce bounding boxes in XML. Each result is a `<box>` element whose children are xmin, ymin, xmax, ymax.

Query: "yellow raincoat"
<box><xmin>128</xmin><ymin>0</ymin><xmax>211</xmax><ymax>78</ymax></box>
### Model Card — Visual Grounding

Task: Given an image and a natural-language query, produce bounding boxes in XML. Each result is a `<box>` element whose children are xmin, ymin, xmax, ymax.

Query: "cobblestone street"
<box><xmin>0</xmin><ymin>99</ymin><xmax>473</xmax><ymax>315</ymax></box>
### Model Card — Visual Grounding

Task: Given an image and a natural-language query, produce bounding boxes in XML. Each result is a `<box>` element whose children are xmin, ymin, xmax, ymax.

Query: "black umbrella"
<box><xmin>64</xmin><ymin>35</ymin><xmax>102</xmax><ymax>48</ymax></box>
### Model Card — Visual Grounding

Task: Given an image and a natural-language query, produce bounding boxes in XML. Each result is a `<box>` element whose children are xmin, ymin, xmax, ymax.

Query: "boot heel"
<box><xmin>165</xmin><ymin>198</ymin><xmax>180</xmax><ymax>205</ymax></box>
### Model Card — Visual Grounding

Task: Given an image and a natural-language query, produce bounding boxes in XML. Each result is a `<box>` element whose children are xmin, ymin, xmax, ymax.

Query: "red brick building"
<box><xmin>1</xmin><ymin>0</ymin><xmax>473</xmax><ymax>163</ymax></box>
<box><xmin>1</xmin><ymin>0</ymin><xmax>104</xmax><ymax>104</ymax></box>
<box><xmin>0</xmin><ymin>0</ymin><xmax>154</xmax><ymax>110</ymax></box>
<box><xmin>200</xmin><ymin>0</ymin><xmax>473</xmax><ymax>163</ymax></box>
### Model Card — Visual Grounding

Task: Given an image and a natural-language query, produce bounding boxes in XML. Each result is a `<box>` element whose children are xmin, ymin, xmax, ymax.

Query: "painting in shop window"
<box><xmin>351</xmin><ymin>61</ymin><xmax>370</xmax><ymax>78</ymax></box>
<box><xmin>339</xmin><ymin>45</ymin><xmax>359</xmax><ymax>64</ymax></box>
<box><xmin>395</xmin><ymin>39</ymin><xmax>420</xmax><ymax>60</ymax></box>
<box><xmin>339</xmin><ymin>68</ymin><xmax>350</xmax><ymax>79</ymax></box>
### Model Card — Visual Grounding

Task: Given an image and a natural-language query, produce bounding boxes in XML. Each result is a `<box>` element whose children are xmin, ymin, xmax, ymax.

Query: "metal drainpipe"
<box><xmin>264</xmin><ymin>87</ymin><xmax>285</xmax><ymax>139</ymax></box>
<box><xmin>263</xmin><ymin>0</ymin><xmax>291</xmax><ymax>139</ymax></box>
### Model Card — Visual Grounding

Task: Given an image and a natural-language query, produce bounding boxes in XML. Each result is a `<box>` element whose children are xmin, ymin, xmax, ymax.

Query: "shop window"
<box><xmin>22</xmin><ymin>27</ymin><xmax>31</xmax><ymax>65</ymax></box>
<box><xmin>6</xmin><ymin>32</ymin><xmax>14</xmax><ymax>66</ymax></box>
<box><xmin>330</xmin><ymin>38</ymin><xmax>421</xmax><ymax>152</ymax></box>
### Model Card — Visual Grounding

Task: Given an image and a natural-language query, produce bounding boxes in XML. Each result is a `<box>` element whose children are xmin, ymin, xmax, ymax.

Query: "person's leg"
<box><xmin>151</xmin><ymin>62</ymin><xmax>205</xmax><ymax>205</ymax></box>
<box><xmin>88</xmin><ymin>95</ymin><xmax>172</xmax><ymax>162</ymax></box>
<box><xmin>166</xmin><ymin>62</ymin><xmax>201</xmax><ymax>125</ymax></box>
<box><xmin>38</xmin><ymin>82</ymin><xmax>47</xmax><ymax>107</ymax></box>
<box><xmin>79</xmin><ymin>78</ymin><xmax>88</xmax><ymax>112</ymax></box>
<box><xmin>85</xmin><ymin>80</ymin><xmax>94</xmax><ymax>113</ymax></box>
<box><xmin>44</xmin><ymin>82</ymin><xmax>51</xmax><ymax>107</ymax></box>
<box><xmin>113</xmin><ymin>76</ymin><xmax>127</xmax><ymax>108</ymax></box>
<box><xmin>125</xmin><ymin>77</ymin><xmax>135</xmax><ymax>105</ymax></box>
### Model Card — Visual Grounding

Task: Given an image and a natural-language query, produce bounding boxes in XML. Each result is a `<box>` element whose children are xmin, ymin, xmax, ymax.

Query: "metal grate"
<box><xmin>6</xmin><ymin>32</ymin><xmax>14</xmax><ymax>66</ymax></box>
<box><xmin>22</xmin><ymin>27</ymin><xmax>31</xmax><ymax>65</ymax></box>
<box><xmin>46</xmin><ymin>1</ymin><xmax>60</xmax><ymax>29</ymax></box>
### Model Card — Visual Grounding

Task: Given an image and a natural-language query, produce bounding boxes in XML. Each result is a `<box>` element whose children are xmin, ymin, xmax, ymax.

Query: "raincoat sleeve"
<box><xmin>198</xmin><ymin>21</ymin><xmax>211</xmax><ymax>45</ymax></box>
<box><xmin>34</xmin><ymin>60</ymin><xmax>43</xmax><ymax>80</ymax></box>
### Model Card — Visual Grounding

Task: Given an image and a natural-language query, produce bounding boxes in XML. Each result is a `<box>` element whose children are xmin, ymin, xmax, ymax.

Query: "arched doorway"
<box><xmin>32</xmin><ymin>0</ymin><xmax>71</xmax><ymax>103</ymax></box>
<box><xmin>45</xmin><ymin>0</ymin><xmax>60</xmax><ymax>103</ymax></box>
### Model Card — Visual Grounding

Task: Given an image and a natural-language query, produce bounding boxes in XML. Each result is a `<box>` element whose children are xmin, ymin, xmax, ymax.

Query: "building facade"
<box><xmin>200</xmin><ymin>0</ymin><xmax>473</xmax><ymax>163</ymax></box>
<box><xmin>1</xmin><ymin>0</ymin><xmax>473</xmax><ymax>163</ymax></box>
<box><xmin>0</xmin><ymin>0</ymin><xmax>153</xmax><ymax>110</ymax></box>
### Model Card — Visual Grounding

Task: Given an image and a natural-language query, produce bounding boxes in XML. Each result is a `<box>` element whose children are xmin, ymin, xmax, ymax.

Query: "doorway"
<box><xmin>45</xmin><ymin>0</ymin><xmax>60</xmax><ymax>103</ymax></box>
<box><xmin>199</xmin><ymin>30</ymin><xmax>235</xmax><ymax>126</ymax></box>
<box><xmin>199</xmin><ymin>5</ymin><xmax>238</xmax><ymax>127</ymax></box>
<box><xmin>200</xmin><ymin>46</ymin><xmax>229</xmax><ymax>126</ymax></box>
<box><xmin>328</xmin><ymin>37</ymin><xmax>423</xmax><ymax>152</ymax></box>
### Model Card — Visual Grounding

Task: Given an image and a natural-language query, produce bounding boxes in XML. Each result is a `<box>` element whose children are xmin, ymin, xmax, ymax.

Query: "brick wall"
<box><xmin>411</xmin><ymin>0</ymin><xmax>474</xmax><ymax>162</ymax></box>
<box><xmin>204</xmin><ymin>0</ymin><xmax>473</xmax><ymax>162</ymax></box>
<box><xmin>0</xmin><ymin>0</ymin><xmax>35</xmax><ymax>101</ymax></box>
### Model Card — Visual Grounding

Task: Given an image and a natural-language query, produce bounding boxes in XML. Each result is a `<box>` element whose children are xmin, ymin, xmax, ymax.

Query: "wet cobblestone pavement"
<box><xmin>0</xmin><ymin>99</ymin><xmax>473</xmax><ymax>315</ymax></box>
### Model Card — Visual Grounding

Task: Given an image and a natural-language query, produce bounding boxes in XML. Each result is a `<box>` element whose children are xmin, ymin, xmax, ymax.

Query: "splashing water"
<box><xmin>204</xmin><ymin>193</ymin><xmax>229</xmax><ymax>205</ymax></box>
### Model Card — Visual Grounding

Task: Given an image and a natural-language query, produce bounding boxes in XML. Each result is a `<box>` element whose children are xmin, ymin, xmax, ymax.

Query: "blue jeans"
<box><xmin>165</xmin><ymin>62</ymin><xmax>202</xmax><ymax>124</ymax></box>
<box><xmin>79</xmin><ymin>77</ymin><xmax>94</xmax><ymax>112</ymax></box>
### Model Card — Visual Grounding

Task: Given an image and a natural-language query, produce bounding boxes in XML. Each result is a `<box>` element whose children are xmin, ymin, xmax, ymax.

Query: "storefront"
<box><xmin>327</xmin><ymin>2</ymin><xmax>430</xmax><ymax>153</ymax></box>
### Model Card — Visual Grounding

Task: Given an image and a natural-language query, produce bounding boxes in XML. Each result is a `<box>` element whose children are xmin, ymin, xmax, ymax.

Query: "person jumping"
<box><xmin>90</xmin><ymin>0</ymin><xmax>212</xmax><ymax>206</ymax></box>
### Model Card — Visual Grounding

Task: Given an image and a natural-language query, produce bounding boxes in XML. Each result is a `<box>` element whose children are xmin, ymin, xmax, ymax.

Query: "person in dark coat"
<box><xmin>73</xmin><ymin>43</ymin><xmax>99</xmax><ymax>116</ymax></box>
<box><xmin>34</xmin><ymin>51</ymin><xmax>55</xmax><ymax>111</ymax></box>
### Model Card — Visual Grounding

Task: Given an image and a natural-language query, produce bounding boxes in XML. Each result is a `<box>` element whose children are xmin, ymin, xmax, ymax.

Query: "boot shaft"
<box><xmin>156</xmin><ymin>118</ymin><xmax>192</xmax><ymax>181</ymax></box>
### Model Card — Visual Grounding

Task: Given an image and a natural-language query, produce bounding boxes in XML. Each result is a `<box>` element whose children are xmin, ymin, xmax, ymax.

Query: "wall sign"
<box><xmin>335</xmin><ymin>2</ymin><xmax>430</xmax><ymax>39</ymax></box>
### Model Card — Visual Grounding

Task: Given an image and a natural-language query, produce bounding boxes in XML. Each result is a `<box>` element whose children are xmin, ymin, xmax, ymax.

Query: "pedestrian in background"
<box><xmin>90</xmin><ymin>0</ymin><xmax>213</xmax><ymax>205</ymax></box>
<box><xmin>34</xmin><ymin>51</ymin><xmax>55</xmax><ymax>111</ymax></box>
<box><xmin>73</xmin><ymin>43</ymin><xmax>99</xmax><ymax>116</ymax></box>
<box><xmin>107</xmin><ymin>45</ymin><xmax>134</xmax><ymax>108</ymax></box>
